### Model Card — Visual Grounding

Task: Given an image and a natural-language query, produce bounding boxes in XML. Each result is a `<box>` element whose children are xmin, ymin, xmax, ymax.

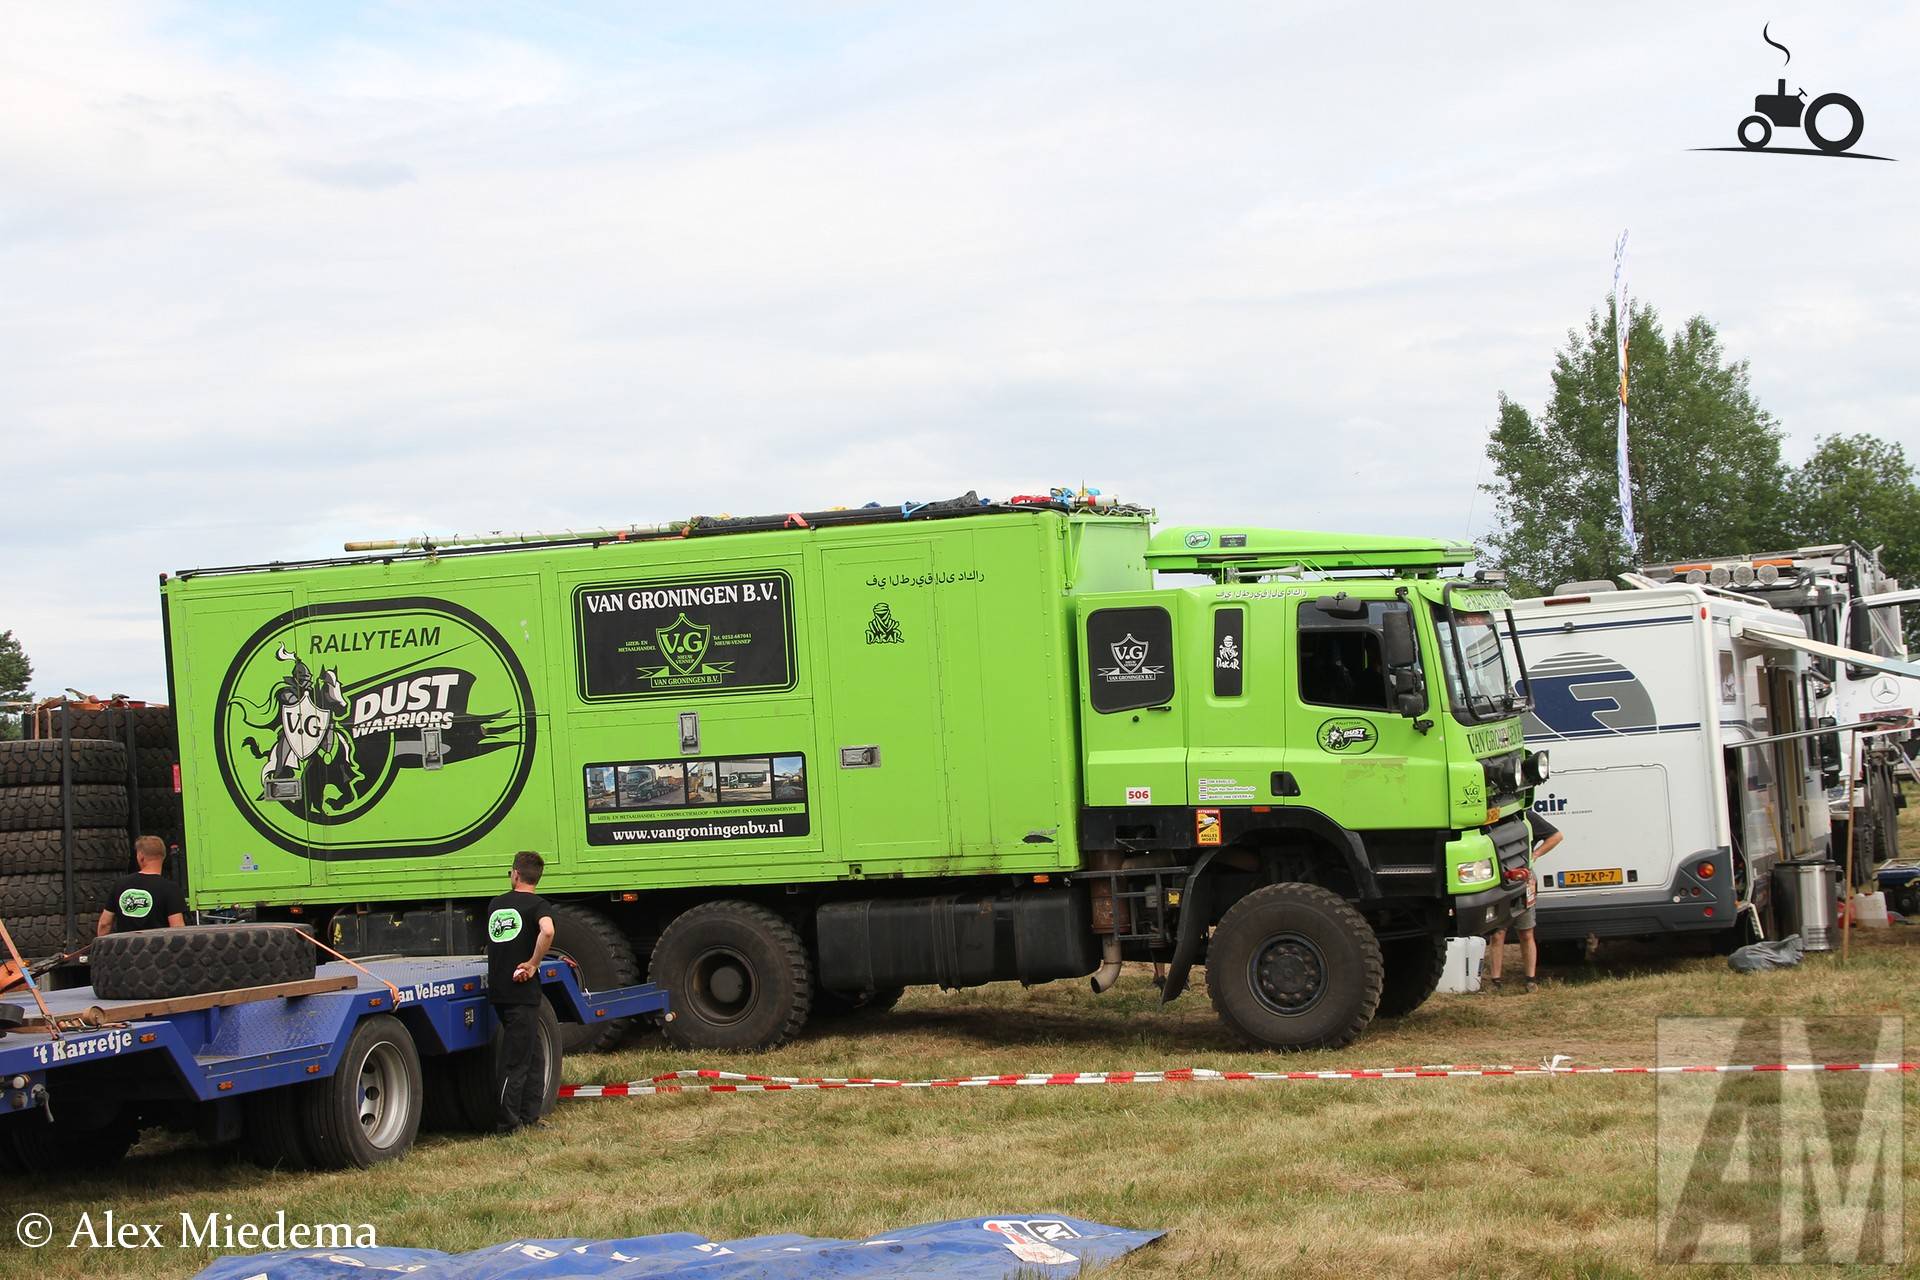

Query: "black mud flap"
<box><xmin>1159</xmin><ymin>849</ymin><xmax>1224</xmax><ymax>1004</ymax></box>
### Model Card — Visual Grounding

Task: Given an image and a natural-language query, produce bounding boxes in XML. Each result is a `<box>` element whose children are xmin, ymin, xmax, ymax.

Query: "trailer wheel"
<box><xmin>546</xmin><ymin>903</ymin><xmax>641</xmax><ymax>1054</ymax></box>
<box><xmin>447</xmin><ymin>999</ymin><xmax>563</xmax><ymax>1131</ymax></box>
<box><xmin>0</xmin><ymin>784</ymin><xmax>129</xmax><ymax>832</ymax></box>
<box><xmin>1373</xmin><ymin>934</ymin><xmax>1447</xmax><ymax>1018</ymax></box>
<box><xmin>243</xmin><ymin>1082</ymin><xmax>316</xmax><ymax>1171</ymax></box>
<box><xmin>92</xmin><ymin>923</ymin><xmax>316</xmax><ymax>1000</ymax></box>
<box><xmin>1207</xmin><ymin>882</ymin><xmax>1383</xmax><ymax>1050</ymax></box>
<box><xmin>0</xmin><ymin>740</ymin><xmax>129</xmax><ymax>787</ymax></box>
<box><xmin>297</xmin><ymin>1014</ymin><xmax>422</xmax><ymax>1169</ymax></box>
<box><xmin>0</xmin><ymin>1100</ymin><xmax>138</xmax><ymax>1173</ymax></box>
<box><xmin>653</xmin><ymin>901</ymin><xmax>811</xmax><ymax>1050</ymax></box>
<box><xmin>0</xmin><ymin>828</ymin><xmax>132</xmax><ymax>876</ymax></box>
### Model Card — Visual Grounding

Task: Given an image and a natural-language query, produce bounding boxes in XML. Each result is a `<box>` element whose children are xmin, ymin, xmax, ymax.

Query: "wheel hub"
<box><xmin>690</xmin><ymin>947</ymin><xmax>756</xmax><ymax>1023</ymax></box>
<box><xmin>1251</xmin><ymin>933</ymin><xmax>1328</xmax><ymax>1016</ymax></box>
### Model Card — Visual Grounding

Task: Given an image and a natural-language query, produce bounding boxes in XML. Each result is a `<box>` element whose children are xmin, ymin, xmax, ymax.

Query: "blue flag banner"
<box><xmin>191</xmin><ymin>1216</ymin><xmax>1165</xmax><ymax>1280</ymax></box>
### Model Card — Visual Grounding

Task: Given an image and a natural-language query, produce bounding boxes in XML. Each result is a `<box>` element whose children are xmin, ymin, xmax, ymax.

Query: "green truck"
<box><xmin>160</xmin><ymin>494</ymin><xmax>1537</xmax><ymax>1052</ymax></box>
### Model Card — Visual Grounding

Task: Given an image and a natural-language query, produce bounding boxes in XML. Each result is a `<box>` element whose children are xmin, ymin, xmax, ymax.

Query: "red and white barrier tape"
<box><xmin>559</xmin><ymin>1058</ymin><xmax>1918</xmax><ymax>1099</ymax></box>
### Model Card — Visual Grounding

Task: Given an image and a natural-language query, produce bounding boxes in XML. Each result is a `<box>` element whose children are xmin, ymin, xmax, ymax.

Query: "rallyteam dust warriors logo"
<box><xmin>215</xmin><ymin>598</ymin><xmax>536</xmax><ymax>861</ymax></box>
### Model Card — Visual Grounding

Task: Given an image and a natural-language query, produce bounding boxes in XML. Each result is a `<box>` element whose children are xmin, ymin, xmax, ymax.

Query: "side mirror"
<box><xmin>1382</xmin><ymin>609</ymin><xmax>1418</xmax><ymax>669</ymax></box>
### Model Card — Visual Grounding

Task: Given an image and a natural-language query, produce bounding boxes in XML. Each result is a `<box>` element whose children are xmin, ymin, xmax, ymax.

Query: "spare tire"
<box><xmin>0</xmin><ymin>785</ymin><xmax>129</xmax><ymax>832</ymax></box>
<box><xmin>0</xmin><ymin>740</ymin><xmax>129</xmax><ymax>787</ymax></box>
<box><xmin>0</xmin><ymin>828</ymin><xmax>131</xmax><ymax>876</ymax></box>
<box><xmin>92</xmin><ymin>924</ymin><xmax>316</xmax><ymax>1000</ymax></box>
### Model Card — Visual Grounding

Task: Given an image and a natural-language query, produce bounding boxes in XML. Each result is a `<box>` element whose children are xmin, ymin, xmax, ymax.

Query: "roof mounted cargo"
<box><xmin>1146</xmin><ymin>527</ymin><xmax>1476</xmax><ymax>577</ymax></box>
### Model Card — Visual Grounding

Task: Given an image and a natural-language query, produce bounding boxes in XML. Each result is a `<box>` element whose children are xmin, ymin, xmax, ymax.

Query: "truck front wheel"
<box><xmin>652</xmin><ymin>901</ymin><xmax>811</xmax><ymax>1050</ymax></box>
<box><xmin>1207</xmin><ymin>883</ymin><xmax>1383</xmax><ymax>1050</ymax></box>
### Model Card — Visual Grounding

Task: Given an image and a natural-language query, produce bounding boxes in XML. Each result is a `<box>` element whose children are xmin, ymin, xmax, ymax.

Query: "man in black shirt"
<box><xmin>97</xmin><ymin>836</ymin><xmax>188</xmax><ymax>936</ymax></box>
<box><xmin>1486</xmin><ymin>811</ymin><xmax>1562</xmax><ymax>993</ymax></box>
<box><xmin>486</xmin><ymin>850</ymin><xmax>556</xmax><ymax>1134</ymax></box>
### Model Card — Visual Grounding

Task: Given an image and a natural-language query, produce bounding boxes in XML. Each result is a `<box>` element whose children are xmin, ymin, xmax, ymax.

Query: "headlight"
<box><xmin>1523</xmin><ymin>750</ymin><xmax>1550</xmax><ymax>785</ymax></box>
<box><xmin>1457</xmin><ymin>858</ymin><xmax>1496</xmax><ymax>886</ymax></box>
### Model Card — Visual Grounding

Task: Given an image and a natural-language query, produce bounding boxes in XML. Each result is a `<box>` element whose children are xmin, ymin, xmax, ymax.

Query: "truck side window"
<box><xmin>1086</xmin><ymin>606</ymin><xmax>1175</xmax><ymax>713</ymax></box>
<box><xmin>1297</xmin><ymin>603</ymin><xmax>1393</xmax><ymax>712</ymax></box>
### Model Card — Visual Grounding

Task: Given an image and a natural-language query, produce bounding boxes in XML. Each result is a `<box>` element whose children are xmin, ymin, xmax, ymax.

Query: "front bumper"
<box><xmin>1451</xmin><ymin>880</ymin><xmax>1526</xmax><ymax>936</ymax></box>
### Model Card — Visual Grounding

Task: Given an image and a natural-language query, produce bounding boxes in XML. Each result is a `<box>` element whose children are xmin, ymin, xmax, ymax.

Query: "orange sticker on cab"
<box><xmin>1196</xmin><ymin>808</ymin><xmax>1222</xmax><ymax>846</ymax></box>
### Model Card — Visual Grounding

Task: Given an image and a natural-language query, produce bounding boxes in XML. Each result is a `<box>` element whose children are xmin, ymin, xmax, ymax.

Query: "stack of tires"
<box><xmin>28</xmin><ymin>705</ymin><xmax>183</xmax><ymax>860</ymax></box>
<box><xmin>0</xmin><ymin>739</ymin><xmax>132</xmax><ymax>957</ymax></box>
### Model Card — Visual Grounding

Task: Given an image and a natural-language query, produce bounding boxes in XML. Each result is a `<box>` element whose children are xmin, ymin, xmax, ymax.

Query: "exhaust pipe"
<box><xmin>1089</xmin><ymin>936</ymin><xmax>1123</xmax><ymax>993</ymax></box>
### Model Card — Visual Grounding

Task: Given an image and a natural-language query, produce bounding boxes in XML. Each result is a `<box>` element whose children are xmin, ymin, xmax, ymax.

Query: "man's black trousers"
<box><xmin>492</xmin><ymin>1002</ymin><xmax>545</xmax><ymax>1131</ymax></box>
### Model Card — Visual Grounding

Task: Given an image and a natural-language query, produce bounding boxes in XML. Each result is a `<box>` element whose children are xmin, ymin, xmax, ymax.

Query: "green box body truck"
<box><xmin>160</xmin><ymin>495</ymin><xmax>1537</xmax><ymax>1051</ymax></box>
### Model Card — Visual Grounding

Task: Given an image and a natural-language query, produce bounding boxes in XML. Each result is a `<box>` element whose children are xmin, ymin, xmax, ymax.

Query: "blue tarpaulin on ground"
<box><xmin>191</xmin><ymin>1215</ymin><xmax>1163</xmax><ymax>1279</ymax></box>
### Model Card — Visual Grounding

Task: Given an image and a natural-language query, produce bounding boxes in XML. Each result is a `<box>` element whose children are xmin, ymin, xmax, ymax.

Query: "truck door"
<box><xmin>1280</xmin><ymin>598</ymin><xmax>1446</xmax><ymax>832</ymax></box>
<box><xmin>820</xmin><ymin>545</ymin><xmax>952</xmax><ymax>865</ymax></box>
<box><xmin>1078</xmin><ymin>598</ymin><xmax>1185</xmax><ymax>808</ymax></box>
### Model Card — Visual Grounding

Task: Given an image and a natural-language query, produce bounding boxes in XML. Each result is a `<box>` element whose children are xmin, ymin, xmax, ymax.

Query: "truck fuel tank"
<box><xmin>816</xmin><ymin>887</ymin><xmax>1100</xmax><ymax>993</ymax></box>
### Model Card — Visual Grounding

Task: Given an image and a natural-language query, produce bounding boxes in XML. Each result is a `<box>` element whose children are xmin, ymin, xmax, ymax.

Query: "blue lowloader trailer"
<box><xmin>0</xmin><ymin>936</ymin><xmax>668</xmax><ymax>1175</ymax></box>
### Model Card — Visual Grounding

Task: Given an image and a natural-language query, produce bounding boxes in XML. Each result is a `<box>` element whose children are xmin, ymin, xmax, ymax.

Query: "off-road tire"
<box><xmin>243</xmin><ymin>1083</ymin><xmax>316</xmax><ymax>1171</ymax></box>
<box><xmin>0</xmin><ymin>913</ymin><xmax>85</xmax><ymax>958</ymax></box>
<box><xmin>296</xmin><ymin>1014</ymin><xmax>422</xmax><ymax>1169</ymax></box>
<box><xmin>0</xmin><ymin>827</ymin><xmax>132</xmax><ymax>876</ymax></box>
<box><xmin>135</xmin><ymin>746</ymin><xmax>179</xmax><ymax>785</ymax></box>
<box><xmin>0</xmin><ymin>784</ymin><xmax>128</xmax><ymax>832</ymax></box>
<box><xmin>91</xmin><ymin>924</ymin><xmax>315</xmax><ymax>1000</ymax></box>
<box><xmin>546</xmin><ymin>903</ymin><xmax>641</xmax><ymax>1054</ymax></box>
<box><xmin>1374</xmin><ymin>934</ymin><xmax>1447</xmax><ymax>1018</ymax></box>
<box><xmin>32</xmin><ymin>706</ymin><xmax>176</xmax><ymax>746</ymax></box>
<box><xmin>0</xmin><ymin>740</ymin><xmax>129</xmax><ymax>787</ymax></box>
<box><xmin>652</xmin><ymin>901</ymin><xmax>811</xmax><ymax>1051</ymax></box>
<box><xmin>0</xmin><ymin>872</ymin><xmax>120</xmax><ymax>922</ymax></box>
<box><xmin>448</xmin><ymin>999</ymin><xmax>563</xmax><ymax>1132</ymax></box>
<box><xmin>1206</xmin><ymin>882</ymin><xmax>1383</xmax><ymax>1051</ymax></box>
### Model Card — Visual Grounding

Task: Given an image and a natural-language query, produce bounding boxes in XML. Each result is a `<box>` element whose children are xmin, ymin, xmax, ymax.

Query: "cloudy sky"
<box><xmin>4</xmin><ymin>1</ymin><xmax>1916</xmax><ymax>697</ymax></box>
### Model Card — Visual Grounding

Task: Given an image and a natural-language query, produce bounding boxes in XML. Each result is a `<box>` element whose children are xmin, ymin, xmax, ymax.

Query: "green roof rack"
<box><xmin>1146</xmin><ymin>527</ymin><xmax>1475</xmax><ymax>577</ymax></box>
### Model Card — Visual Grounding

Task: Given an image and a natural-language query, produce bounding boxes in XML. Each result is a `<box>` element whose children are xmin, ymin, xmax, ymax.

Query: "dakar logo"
<box><xmin>216</xmin><ymin>598</ymin><xmax>536</xmax><ymax>862</ymax></box>
<box><xmin>1317</xmin><ymin>718</ymin><xmax>1377</xmax><ymax>754</ymax></box>
<box><xmin>1215</xmin><ymin>634</ymin><xmax>1241</xmax><ymax>670</ymax></box>
<box><xmin>487</xmin><ymin>908</ymin><xmax>522</xmax><ymax>944</ymax></box>
<box><xmin>864</xmin><ymin>602</ymin><xmax>904</xmax><ymax>644</ymax></box>
<box><xmin>118</xmin><ymin>888</ymin><xmax>153</xmax><ymax>918</ymax></box>
<box><xmin>655</xmin><ymin>613</ymin><xmax>711</xmax><ymax>676</ymax></box>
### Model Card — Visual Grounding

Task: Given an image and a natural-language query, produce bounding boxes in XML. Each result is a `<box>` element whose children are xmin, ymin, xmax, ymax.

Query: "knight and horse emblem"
<box><xmin>237</xmin><ymin>645</ymin><xmax>356</xmax><ymax>808</ymax></box>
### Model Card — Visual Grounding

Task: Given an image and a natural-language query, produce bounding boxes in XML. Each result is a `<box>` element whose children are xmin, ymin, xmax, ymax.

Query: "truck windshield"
<box><xmin>1432</xmin><ymin>607</ymin><xmax>1518</xmax><ymax>722</ymax></box>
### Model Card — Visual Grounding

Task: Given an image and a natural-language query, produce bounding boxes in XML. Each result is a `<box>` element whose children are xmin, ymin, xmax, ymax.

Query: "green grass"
<box><xmin>3</xmin><ymin>928</ymin><xmax>1915</xmax><ymax>1279</ymax></box>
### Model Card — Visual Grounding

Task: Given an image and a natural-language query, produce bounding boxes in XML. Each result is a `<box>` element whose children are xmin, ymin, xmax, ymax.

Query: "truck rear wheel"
<box><xmin>546</xmin><ymin>903</ymin><xmax>641</xmax><ymax>1054</ymax></box>
<box><xmin>1206</xmin><ymin>882</ymin><xmax>1383</xmax><ymax>1050</ymax></box>
<box><xmin>652</xmin><ymin>901</ymin><xmax>811</xmax><ymax>1050</ymax></box>
<box><xmin>243</xmin><ymin>1082</ymin><xmax>316</xmax><ymax>1170</ymax></box>
<box><xmin>1373</xmin><ymin>934</ymin><xmax>1447</xmax><ymax>1018</ymax></box>
<box><xmin>297</xmin><ymin>1013</ymin><xmax>422</xmax><ymax>1169</ymax></box>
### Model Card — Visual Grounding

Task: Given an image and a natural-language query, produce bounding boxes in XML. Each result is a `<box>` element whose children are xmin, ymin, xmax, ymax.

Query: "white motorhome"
<box><xmin>1506</xmin><ymin>583</ymin><xmax>1830</xmax><ymax>945</ymax></box>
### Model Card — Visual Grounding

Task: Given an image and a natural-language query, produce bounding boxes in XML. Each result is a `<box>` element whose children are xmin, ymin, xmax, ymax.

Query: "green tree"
<box><xmin>1784</xmin><ymin>433</ymin><xmax>1920</xmax><ymax>575</ymax></box>
<box><xmin>1482</xmin><ymin>300</ymin><xmax>1790</xmax><ymax>594</ymax></box>
<box><xmin>0</xmin><ymin>630</ymin><xmax>31</xmax><ymax>740</ymax></box>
